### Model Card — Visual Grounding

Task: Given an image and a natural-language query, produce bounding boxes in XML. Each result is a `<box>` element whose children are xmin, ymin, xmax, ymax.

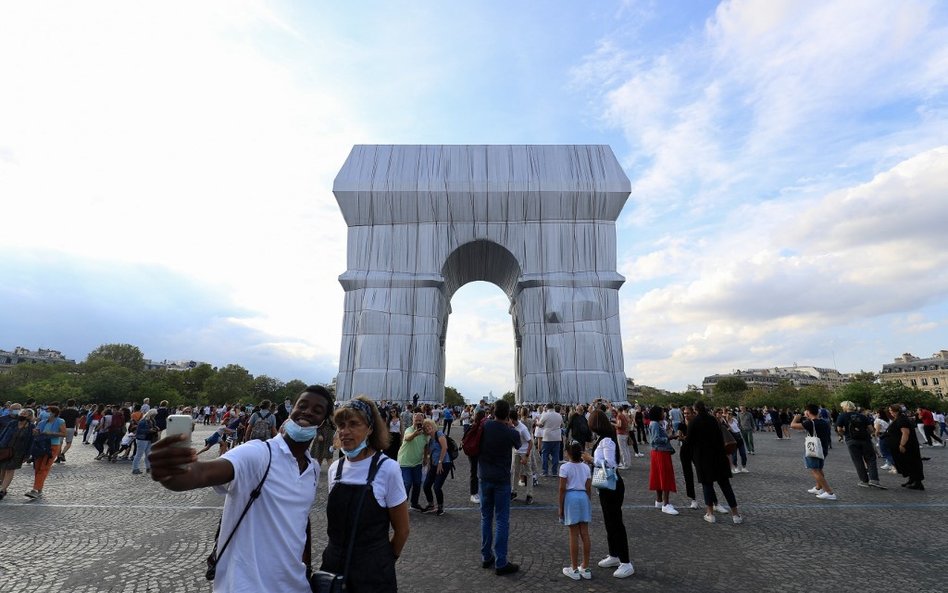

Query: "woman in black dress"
<box><xmin>885</xmin><ymin>405</ymin><xmax>924</xmax><ymax>490</ymax></box>
<box><xmin>686</xmin><ymin>402</ymin><xmax>743</xmax><ymax>524</ymax></box>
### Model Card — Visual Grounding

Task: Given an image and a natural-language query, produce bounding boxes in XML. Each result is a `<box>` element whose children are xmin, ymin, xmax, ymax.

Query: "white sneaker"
<box><xmin>635</xmin><ymin>453</ymin><xmax>645</xmax><ymax>457</ymax></box>
<box><xmin>689</xmin><ymin>500</ymin><xmax>700</xmax><ymax>509</ymax></box>
<box><xmin>562</xmin><ymin>567</ymin><xmax>580</xmax><ymax>581</ymax></box>
<box><xmin>598</xmin><ymin>556</ymin><xmax>620</xmax><ymax>568</ymax></box>
<box><xmin>470</xmin><ymin>494</ymin><xmax>480</xmax><ymax>504</ymax></box>
<box><xmin>579</xmin><ymin>567</ymin><xmax>592</xmax><ymax>580</ymax></box>
<box><xmin>703</xmin><ymin>513</ymin><xmax>716</xmax><ymax>523</ymax></box>
<box><xmin>735</xmin><ymin>466</ymin><xmax>744</xmax><ymax>474</ymax></box>
<box><xmin>880</xmin><ymin>463</ymin><xmax>892</xmax><ymax>470</ymax></box>
<box><xmin>816</xmin><ymin>491</ymin><xmax>837</xmax><ymax>500</ymax></box>
<box><xmin>613</xmin><ymin>563</ymin><xmax>635</xmax><ymax>579</ymax></box>
<box><xmin>806</xmin><ymin>487</ymin><xmax>824</xmax><ymax>495</ymax></box>
<box><xmin>713</xmin><ymin>504</ymin><xmax>729</xmax><ymax>513</ymax></box>
<box><xmin>661</xmin><ymin>504</ymin><xmax>679</xmax><ymax>515</ymax></box>
<box><xmin>741</xmin><ymin>467</ymin><xmax>750</xmax><ymax>473</ymax></box>
<box><xmin>654</xmin><ymin>501</ymin><xmax>663</xmax><ymax>509</ymax></box>
<box><xmin>732</xmin><ymin>514</ymin><xmax>744</xmax><ymax>524</ymax></box>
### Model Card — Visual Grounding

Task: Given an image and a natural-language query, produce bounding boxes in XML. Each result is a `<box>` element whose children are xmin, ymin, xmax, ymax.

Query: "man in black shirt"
<box><xmin>58</xmin><ymin>399</ymin><xmax>81</xmax><ymax>463</ymax></box>
<box><xmin>478</xmin><ymin>400</ymin><xmax>521</xmax><ymax>576</ymax></box>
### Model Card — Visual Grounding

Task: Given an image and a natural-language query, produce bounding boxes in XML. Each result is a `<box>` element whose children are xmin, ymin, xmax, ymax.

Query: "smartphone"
<box><xmin>165</xmin><ymin>414</ymin><xmax>194</xmax><ymax>448</ymax></box>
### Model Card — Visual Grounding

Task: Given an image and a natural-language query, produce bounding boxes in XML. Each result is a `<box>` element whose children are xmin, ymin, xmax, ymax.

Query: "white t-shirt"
<box><xmin>558</xmin><ymin>461</ymin><xmax>591</xmax><ymax>490</ymax></box>
<box><xmin>539</xmin><ymin>410</ymin><xmax>563</xmax><ymax>441</ymax></box>
<box><xmin>212</xmin><ymin>435</ymin><xmax>318</xmax><ymax>593</ymax></box>
<box><xmin>327</xmin><ymin>453</ymin><xmax>407</xmax><ymax>509</ymax></box>
<box><xmin>514</xmin><ymin>421</ymin><xmax>532</xmax><ymax>455</ymax></box>
<box><xmin>874</xmin><ymin>418</ymin><xmax>890</xmax><ymax>435</ymax></box>
<box><xmin>935</xmin><ymin>413</ymin><xmax>945</xmax><ymax>424</ymax></box>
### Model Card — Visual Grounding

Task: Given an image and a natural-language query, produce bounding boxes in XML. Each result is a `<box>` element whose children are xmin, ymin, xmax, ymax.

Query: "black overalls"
<box><xmin>320</xmin><ymin>451</ymin><xmax>397</xmax><ymax>592</ymax></box>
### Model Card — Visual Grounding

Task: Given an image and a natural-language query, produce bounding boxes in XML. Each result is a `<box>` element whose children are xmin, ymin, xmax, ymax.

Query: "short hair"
<box><xmin>66</xmin><ymin>399</ymin><xmax>76</xmax><ymax>407</ymax></box>
<box><xmin>494</xmin><ymin>399</ymin><xmax>511</xmax><ymax>421</ymax></box>
<box><xmin>805</xmin><ymin>403</ymin><xmax>820</xmax><ymax>416</ymax></box>
<box><xmin>48</xmin><ymin>405</ymin><xmax>61</xmax><ymax>416</ymax></box>
<box><xmin>303</xmin><ymin>385</ymin><xmax>334</xmax><ymax>410</ymax></box>
<box><xmin>839</xmin><ymin>401</ymin><xmax>856</xmax><ymax>412</ymax></box>
<box><xmin>333</xmin><ymin>395</ymin><xmax>389</xmax><ymax>452</ymax></box>
<box><xmin>260</xmin><ymin>400</ymin><xmax>272</xmax><ymax>410</ymax></box>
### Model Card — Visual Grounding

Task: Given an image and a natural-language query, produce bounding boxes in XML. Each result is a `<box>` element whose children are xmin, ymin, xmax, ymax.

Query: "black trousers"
<box><xmin>597</xmin><ymin>478</ymin><xmax>630</xmax><ymax>563</ymax></box>
<box><xmin>923</xmin><ymin>425</ymin><xmax>943</xmax><ymax>445</ymax></box>
<box><xmin>701</xmin><ymin>478</ymin><xmax>737</xmax><ymax>508</ymax></box>
<box><xmin>469</xmin><ymin>455</ymin><xmax>479</xmax><ymax>495</ymax></box>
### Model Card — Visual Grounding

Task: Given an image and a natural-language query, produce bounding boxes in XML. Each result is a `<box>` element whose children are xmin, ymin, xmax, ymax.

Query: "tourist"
<box><xmin>538</xmin><ymin>402</ymin><xmax>563</xmax><ymax>477</ymax></box>
<box><xmin>57</xmin><ymin>399</ymin><xmax>80</xmax><ymax>463</ymax></box>
<box><xmin>648</xmin><ymin>406</ymin><xmax>679</xmax><ymax>515</ymax></box>
<box><xmin>245</xmin><ymin>400</ymin><xmax>277</xmax><ymax>442</ymax></box>
<box><xmin>0</xmin><ymin>409</ymin><xmax>35</xmax><ymax>500</ymax></box>
<box><xmin>397</xmin><ymin>412</ymin><xmax>428</xmax><ymax>511</ymax></box>
<box><xmin>738</xmin><ymin>406</ymin><xmax>755</xmax><ymax>455</ymax></box>
<box><xmin>321</xmin><ymin>396</ymin><xmax>409</xmax><ymax>593</ymax></box>
<box><xmin>584</xmin><ymin>409</ymin><xmax>634</xmax><ymax>578</ymax></box>
<box><xmin>464</xmin><ymin>409</ymin><xmax>487</xmax><ymax>504</ymax></box>
<box><xmin>687</xmin><ymin>402</ymin><xmax>743</xmax><ymax>524</ymax></box>
<box><xmin>420</xmin><ymin>418</ymin><xmax>451</xmax><ymax>515</ymax></box>
<box><xmin>386</xmin><ymin>407</ymin><xmax>401</xmax><ymax>459</ymax></box>
<box><xmin>612</xmin><ymin>404</ymin><xmax>632</xmax><ymax>468</ymax></box>
<box><xmin>917</xmin><ymin>407</ymin><xmax>945</xmax><ymax>447</ymax></box>
<box><xmin>27</xmin><ymin>405</ymin><xmax>67</xmax><ymax>499</ymax></box>
<box><xmin>835</xmin><ymin>401</ymin><xmax>885</xmax><ymax>489</ymax></box>
<box><xmin>149</xmin><ymin>385</ymin><xmax>332</xmax><ymax>593</ymax></box>
<box><xmin>790</xmin><ymin>404</ymin><xmax>836</xmax><ymax>500</ymax></box>
<box><xmin>198</xmin><ymin>425</ymin><xmax>233</xmax><ymax>456</ymax></box>
<box><xmin>559</xmin><ymin>440</ymin><xmax>592</xmax><ymax>581</ymax></box>
<box><xmin>442</xmin><ymin>406</ymin><xmax>454</xmax><ymax>437</ymax></box>
<box><xmin>668</xmin><ymin>404</ymin><xmax>683</xmax><ymax>436</ymax></box>
<box><xmin>724</xmin><ymin>410</ymin><xmax>749</xmax><ymax>473</ymax></box>
<box><xmin>567</xmin><ymin>404</ymin><xmax>592</xmax><ymax>451</ymax></box>
<box><xmin>106</xmin><ymin>407</ymin><xmax>126</xmax><ymax>461</ymax></box>
<box><xmin>155</xmin><ymin>400</ymin><xmax>170</xmax><ymax>437</ymax></box>
<box><xmin>478</xmin><ymin>400</ymin><xmax>522</xmax><ymax>576</ymax></box>
<box><xmin>510</xmin><ymin>407</ymin><xmax>534</xmax><ymax>504</ymax></box>
<box><xmin>885</xmin><ymin>405</ymin><xmax>925</xmax><ymax>490</ymax></box>
<box><xmin>874</xmin><ymin>408</ymin><xmax>896</xmax><ymax>472</ymax></box>
<box><xmin>460</xmin><ymin>406</ymin><xmax>471</xmax><ymax>437</ymax></box>
<box><xmin>132</xmin><ymin>409</ymin><xmax>159</xmax><ymax>474</ymax></box>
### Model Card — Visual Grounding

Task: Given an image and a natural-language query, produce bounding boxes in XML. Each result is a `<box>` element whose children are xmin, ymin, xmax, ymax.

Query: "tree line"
<box><xmin>0</xmin><ymin>343</ymin><xmax>317</xmax><ymax>408</ymax></box>
<box><xmin>633</xmin><ymin>372</ymin><xmax>945</xmax><ymax>412</ymax></box>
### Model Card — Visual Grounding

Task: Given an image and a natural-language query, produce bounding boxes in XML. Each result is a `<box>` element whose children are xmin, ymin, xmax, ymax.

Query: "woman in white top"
<box><xmin>582</xmin><ymin>410</ymin><xmax>634</xmax><ymax>579</ymax></box>
<box><xmin>874</xmin><ymin>408</ymin><xmax>895</xmax><ymax>472</ymax></box>
<box><xmin>323</xmin><ymin>396</ymin><xmax>410</xmax><ymax>593</ymax></box>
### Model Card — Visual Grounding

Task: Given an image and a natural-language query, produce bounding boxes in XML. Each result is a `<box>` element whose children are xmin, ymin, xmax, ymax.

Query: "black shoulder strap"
<box><xmin>340</xmin><ymin>451</ymin><xmax>385</xmax><ymax>580</ymax></box>
<box><xmin>209</xmin><ymin>442</ymin><xmax>272</xmax><ymax>570</ymax></box>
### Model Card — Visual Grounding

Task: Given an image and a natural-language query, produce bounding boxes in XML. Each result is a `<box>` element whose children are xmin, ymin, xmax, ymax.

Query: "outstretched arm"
<box><xmin>149</xmin><ymin>434</ymin><xmax>235</xmax><ymax>491</ymax></box>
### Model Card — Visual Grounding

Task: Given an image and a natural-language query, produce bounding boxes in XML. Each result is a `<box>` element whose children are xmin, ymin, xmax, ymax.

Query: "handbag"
<box><xmin>720</xmin><ymin>423</ymin><xmax>737</xmax><ymax>455</ymax></box>
<box><xmin>309</xmin><ymin>451</ymin><xmax>386</xmax><ymax>593</ymax></box>
<box><xmin>805</xmin><ymin>421</ymin><xmax>825</xmax><ymax>460</ymax></box>
<box><xmin>591</xmin><ymin>460</ymin><xmax>617</xmax><ymax>490</ymax></box>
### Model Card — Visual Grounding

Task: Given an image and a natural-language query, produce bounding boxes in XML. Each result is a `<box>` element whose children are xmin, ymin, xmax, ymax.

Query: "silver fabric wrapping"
<box><xmin>333</xmin><ymin>145</ymin><xmax>630</xmax><ymax>404</ymax></box>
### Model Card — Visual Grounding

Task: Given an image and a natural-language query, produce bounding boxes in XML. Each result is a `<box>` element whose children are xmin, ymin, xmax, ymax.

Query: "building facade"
<box><xmin>880</xmin><ymin>351</ymin><xmax>948</xmax><ymax>398</ymax></box>
<box><xmin>0</xmin><ymin>346</ymin><xmax>76</xmax><ymax>374</ymax></box>
<box><xmin>702</xmin><ymin>364</ymin><xmax>847</xmax><ymax>396</ymax></box>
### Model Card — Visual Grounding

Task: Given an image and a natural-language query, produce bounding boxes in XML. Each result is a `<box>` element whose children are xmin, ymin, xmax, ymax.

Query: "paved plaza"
<box><xmin>1</xmin><ymin>424</ymin><xmax>945</xmax><ymax>593</ymax></box>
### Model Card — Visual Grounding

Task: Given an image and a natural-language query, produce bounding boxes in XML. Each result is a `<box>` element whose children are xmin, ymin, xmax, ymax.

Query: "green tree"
<box><xmin>181</xmin><ymin>363</ymin><xmax>216</xmax><ymax>401</ymax></box>
<box><xmin>81</xmin><ymin>363</ymin><xmax>139</xmax><ymax>403</ymax></box>
<box><xmin>277</xmin><ymin>379</ymin><xmax>310</xmax><ymax>404</ymax></box>
<box><xmin>834</xmin><ymin>380</ymin><xmax>877</xmax><ymax>410</ymax></box>
<box><xmin>251</xmin><ymin>375</ymin><xmax>285</xmax><ymax>401</ymax></box>
<box><xmin>19</xmin><ymin>374</ymin><xmax>84</xmax><ymax>404</ymax></box>
<box><xmin>501</xmin><ymin>391</ymin><xmax>516</xmax><ymax>405</ymax></box>
<box><xmin>711</xmin><ymin>377</ymin><xmax>748</xmax><ymax>395</ymax></box>
<box><xmin>86</xmin><ymin>343</ymin><xmax>145</xmax><ymax>371</ymax></box>
<box><xmin>444</xmin><ymin>385</ymin><xmax>464</xmax><ymax>407</ymax></box>
<box><xmin>204</xmin><ymin>364</ymin><xmax>253</xmax><ymax>404</ymax></box>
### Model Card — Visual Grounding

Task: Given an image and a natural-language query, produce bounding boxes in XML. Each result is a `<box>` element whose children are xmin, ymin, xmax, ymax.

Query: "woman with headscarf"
<box><xmin>0</xmin><ymin>409</ymin><xmax>35</xmax><ymax>500</ymax></box>
<box><xmin>885</xmin><ymin>404</ymin><xmax>924</xmax><ymax>490</ymax></box>
<box><xmin>321</xmin><ymin>396</ymin><xmax>410</xmax><ymax>592</ymax></box>
<box><xmin>583</xmin><ymin>409</ymin><xmax>634</xmax><ymax>578</ymax></box>
<box><xmin>688</xmin><ymin>402</ymin><xmax>743</xmax><ymax>524</ymax></box>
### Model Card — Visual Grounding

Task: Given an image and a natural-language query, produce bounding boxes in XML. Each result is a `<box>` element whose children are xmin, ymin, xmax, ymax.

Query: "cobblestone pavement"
<box><xmin>1</xmin><ymin>425</ymin><xmax>945</xmax><ymax>592</ymax></box>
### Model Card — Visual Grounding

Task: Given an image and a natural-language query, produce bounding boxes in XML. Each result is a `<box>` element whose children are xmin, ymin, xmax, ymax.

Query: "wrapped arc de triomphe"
<box><xmin>332</xmin><ymin>145</ymin><xmax>630</xmax><ymax>405</ymax></box>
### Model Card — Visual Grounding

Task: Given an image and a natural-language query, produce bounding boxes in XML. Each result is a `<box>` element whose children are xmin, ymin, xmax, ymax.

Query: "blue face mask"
<box><xmin>343</xmin><ymin>439</ymin><xmax>368</xmax><ymax>459</ymax></box>
<box><xmin>284</xmin><ymin>419</ymin><xmax>318</xmax><ymax>443</ymax></box>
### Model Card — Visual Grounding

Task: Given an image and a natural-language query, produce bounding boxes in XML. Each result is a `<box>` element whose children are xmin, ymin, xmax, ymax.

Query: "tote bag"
<box><xmin>591</xmin><ymin>460</ymin><xmax>616</xmax><ymax>490</ymax></box>
<box><xmin>804</xmin><ymin>421</ymin><xmax>824</xmax><ymax>460</ymax></box>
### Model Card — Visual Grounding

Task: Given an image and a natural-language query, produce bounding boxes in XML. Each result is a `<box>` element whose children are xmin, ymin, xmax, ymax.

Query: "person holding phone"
<box><xmin>149</xmin><ymin>386</ymin><xmax>332</xmax><ymax>593</ymax></box>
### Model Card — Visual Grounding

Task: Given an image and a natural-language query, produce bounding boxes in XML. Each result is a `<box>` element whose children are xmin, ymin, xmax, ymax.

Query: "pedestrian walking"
<box><xmin>687</xmin><ymin>402</ymin><xmax>743</xmax><ymax>524</ymax></box>
<box><xmin>835</xmin><ymin>401</ymin><xmax>885</xmax><ymax>489</ymax></box>
<box><xmin>648</xmin><ymin>406</ymin><xmax>678</xmax><ymax>515</ymax></box>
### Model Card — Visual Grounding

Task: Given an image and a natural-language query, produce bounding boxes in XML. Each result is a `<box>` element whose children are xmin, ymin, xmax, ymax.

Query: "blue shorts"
<box><xmin>803</xmin><ymin>455</ymin><xmax>825</xmax><ymax>470</ymax></box>
<box><xmin>205</xmin><ymin>432</ymin><xmax>222</xmax><ymax>446</ymax></box>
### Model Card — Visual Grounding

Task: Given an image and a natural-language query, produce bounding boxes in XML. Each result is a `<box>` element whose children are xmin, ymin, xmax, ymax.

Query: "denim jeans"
<box><xmin>401</xmin><ymin>464</ymin><xmax>423</xmax><ymax>506</ymax></box>
<box><xmin>132</xmin><ymin>439</ymin><xmax>152</xmax><ymax>471</ymax></box>
<box><xmin>479</xmin><ymin>480</ymin><xmax>512</xmax><ymax>568</ymax></box>
<box><xmin>540</xmin><ymin>441</ymin><xmax>560</xmax><ymax>475</ymax></box>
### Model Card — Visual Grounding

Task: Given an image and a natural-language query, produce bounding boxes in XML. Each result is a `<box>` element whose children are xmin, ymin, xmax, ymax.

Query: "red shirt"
<box><xmin>920</xmin><ymin>409</ymin><xmax>935</xmax><ymax>426</ymax></box>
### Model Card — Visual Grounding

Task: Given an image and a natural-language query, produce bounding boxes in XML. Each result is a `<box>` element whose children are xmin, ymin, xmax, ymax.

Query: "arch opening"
<box><xmin>441</xmin><ymin>240</ymin><xmax>521</xmax><ymax>300</ymax></box>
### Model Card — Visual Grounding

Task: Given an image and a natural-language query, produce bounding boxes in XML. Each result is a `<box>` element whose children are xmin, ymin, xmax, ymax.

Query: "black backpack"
<box><xmin>848</xmin><ymin>413</ymin><xmax>871</xmax><ymax>440</ymax></box>
<box><xmin>446</xmin><ymin>436</ymin><xmax>459</xmax><ymax>461</ymax></box>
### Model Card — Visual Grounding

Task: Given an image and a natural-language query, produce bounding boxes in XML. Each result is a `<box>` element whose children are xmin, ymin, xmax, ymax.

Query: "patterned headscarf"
<box><xmin>342</xmin><ymin>398</ymin><xmax>374</xmax><ymax>428</ymax></box>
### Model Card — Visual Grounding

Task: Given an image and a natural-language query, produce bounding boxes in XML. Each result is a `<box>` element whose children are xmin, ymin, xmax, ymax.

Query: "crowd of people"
<box><xmin>0</xmin><ymin>393</ymin><xmax>944</xmax><ymax>590</ymax></box>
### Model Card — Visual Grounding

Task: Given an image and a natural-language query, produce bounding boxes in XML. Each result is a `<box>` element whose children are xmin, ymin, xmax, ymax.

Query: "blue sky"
<box><xmin>2</xmin><ymin>1</ymin><xmax>947</xmax><ymax>400</ymax></box>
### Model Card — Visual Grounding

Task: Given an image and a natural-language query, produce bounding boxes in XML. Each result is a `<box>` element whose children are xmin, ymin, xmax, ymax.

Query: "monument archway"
<box><xmin>333</xmin><ymin>145</ymin><xmax>630</xmax><ymax>404</ymax></box>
